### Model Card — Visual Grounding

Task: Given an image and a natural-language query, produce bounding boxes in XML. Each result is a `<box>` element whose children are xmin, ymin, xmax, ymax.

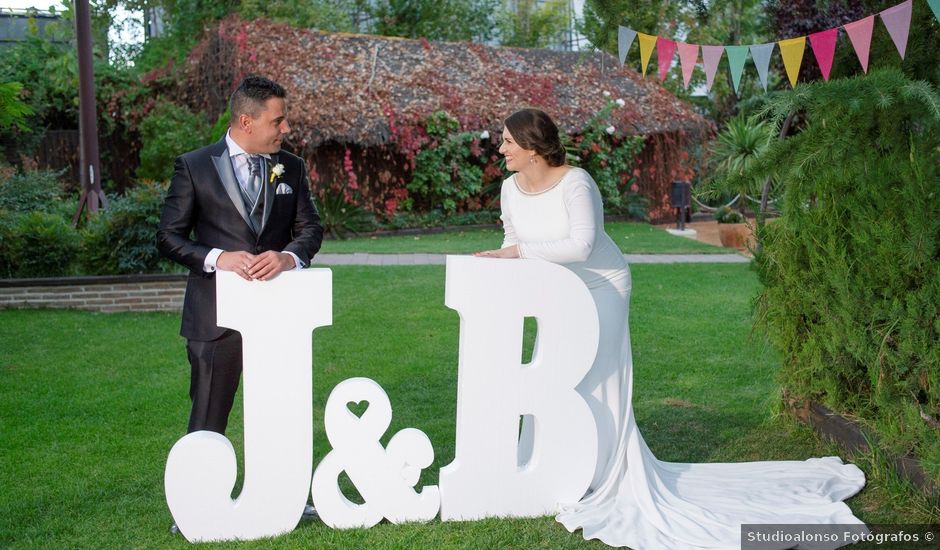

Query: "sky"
<box><xmin>1</xmin><ymin>0</ymin><xmax>145</xmax><ymax>56</ymax></box>
<box><xmin>1</xmin><ymin>0</ymin><xmax>62</xmax><ymax>10</ymax></box>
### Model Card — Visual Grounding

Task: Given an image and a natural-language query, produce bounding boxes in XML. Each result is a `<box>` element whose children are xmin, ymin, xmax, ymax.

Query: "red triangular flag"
<box><xmin>656</xmin><ymin>37</ymin><xmax>677</xmax><ymax>81</ymax></box>
<box><xmin>809</xmin><ymin>28</ymin><xmax>838</xmax><ymax>81</ymax></box>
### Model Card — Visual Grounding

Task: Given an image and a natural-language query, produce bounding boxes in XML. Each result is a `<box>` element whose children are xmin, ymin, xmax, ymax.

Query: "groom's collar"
<box><xmin>225</xmin><ymin>130</ymin><xmax>272</xmax><ymax>160</ymax></box>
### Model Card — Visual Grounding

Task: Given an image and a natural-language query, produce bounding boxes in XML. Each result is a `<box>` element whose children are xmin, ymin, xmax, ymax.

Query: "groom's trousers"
<box><xmin>185</xmin><ymin>330</ymin><xmax>243</xmax><ymax>434</ymax></box>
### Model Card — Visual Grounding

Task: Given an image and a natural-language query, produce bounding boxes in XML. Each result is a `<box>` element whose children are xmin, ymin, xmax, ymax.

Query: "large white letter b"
<box><xmin>439</xmin><ymin>255</ymin><xmax>598</xmax><ymax>520</ymax></box>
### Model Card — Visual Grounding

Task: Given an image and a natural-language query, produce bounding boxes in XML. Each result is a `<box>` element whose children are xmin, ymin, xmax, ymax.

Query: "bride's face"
<box><xmin>499</xmin><ymin>128</ymin><xmax>535</xmax><ymax>172</ymax></box>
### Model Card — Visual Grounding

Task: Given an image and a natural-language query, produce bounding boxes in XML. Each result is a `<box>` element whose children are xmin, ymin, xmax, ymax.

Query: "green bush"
<box><xmin>0</xmin><ymin>81</ymin><xmax>33</xmax><ymax>131</ymax></box>
<box><xmin>317</xmin><ymin>187</ymin><xmax>377</xmax><ymax>239</ymax></box>
<box><xmin>697</xmin><ymin>115</ymin><xmax>774</xmax><ymax>216</ymax></box>
<box><xmin>0</xmin><ymin>211</ymin><xmax>17</xmax><ymax>277</ymax></box>
<box><xmin>0</xmin><ymin>211</ymin><xmax>80</xmax><ymax>278</ymax></box>
<box><xmin>138</xmin><ymin>101</ymin><xmax>211</xmax><ymax>181</ymax></box>
<box><xmin>380</xmin><ymin>208</ymin><xmax>500</xmax><ymax>230</ymax></box>
<box><xmin>408</xmin><ymin>111</ymin><xmax>486</xmax><ymax>214</ymax></box>
<box><xmin>0</xmin><ymin>169</ymin><xmax>66</xmax><ymax>213</ymax></box>
<box><xmin>81</xmin><ymin>182</ymin><xmax>170</xmax><ymax>274</ymax></box>
<box><xmin>754</xmin><ymin>69</ymin><xmax>940</xmax><ymax>478</ymax></box>
<box><xmin>713</xmin><ymin>205</ymin><xmax>745</xmax><ymax>224</ymax></box>
<box><xmin>569</xmin><ymin>99</ymin><xmax>646</xmax><ymax>216</ymax></box>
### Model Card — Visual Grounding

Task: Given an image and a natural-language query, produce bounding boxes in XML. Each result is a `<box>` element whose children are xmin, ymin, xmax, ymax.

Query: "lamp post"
<box><xmin>72</xmin><ymin>0</ymin><xmax>107</xmax><ymax>226</ymax></box>
<box><xmin>666</xmin><ymin>180</ymin><xmax>697</xmax><ymax>239</ymax></box>
<box><xmin>670</xmin><ymin>180</ymin><xmax>691</xmax><ymax>231</ymax></box>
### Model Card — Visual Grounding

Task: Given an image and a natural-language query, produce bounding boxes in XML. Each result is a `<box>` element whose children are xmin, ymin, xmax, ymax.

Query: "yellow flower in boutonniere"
<box><xmin>269</xmin><ymin>163</ymin><xmax>285</xmax><ymax>184</ymax></box>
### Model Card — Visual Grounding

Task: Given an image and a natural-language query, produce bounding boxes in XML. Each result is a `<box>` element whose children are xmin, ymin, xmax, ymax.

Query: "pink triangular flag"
<box><xmin>880</xmin><ymin>0</ymin><xmax>912</xmax><ymax>59</ymax></box>
<box><xmin>677</xmin><ymin>43</ymin><xmax>699</xmax><ymax>89</ymax></box>
<box><xmin>843</xmin><ymin>16</ymin><xmax>874</xmax><ymax>73</ymax></box>
<box><xmin>809</xmin><ymin>28</ymin><xmax>838</xmax><ymax>81</ymax></box>
<box><xmin>701</xmin><ymin>45</ymin><xmax>724</xmax><ymax>92</ymax></box>
<box><xmin>656</xmin><ymin>37</ymin><xmax>677</xmax><ymax>81</ymax></box>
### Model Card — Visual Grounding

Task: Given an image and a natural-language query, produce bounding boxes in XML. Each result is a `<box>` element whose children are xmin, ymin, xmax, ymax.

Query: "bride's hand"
<box><xmin>474</xmin><ymin>245</ymin><xmax>520</xmax><ymax>259</ymax></box>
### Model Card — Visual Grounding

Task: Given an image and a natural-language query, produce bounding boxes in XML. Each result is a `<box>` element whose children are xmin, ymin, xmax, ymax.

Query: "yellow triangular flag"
<box><xmin>638</xmin><ymin>33</ymin><xmax>657</xmax><ymax>77</ymax></box>
<box><xmin>778</xmin><ymin>36</ymin><xmax>806</xmax><ymax>88</ymax></box>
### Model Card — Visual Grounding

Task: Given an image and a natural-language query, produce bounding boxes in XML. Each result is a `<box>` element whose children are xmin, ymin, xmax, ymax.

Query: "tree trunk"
<box><xmin>755</xmin><ymin>110</ymin><xmax>797</xmax><ymax>254</ymax></box>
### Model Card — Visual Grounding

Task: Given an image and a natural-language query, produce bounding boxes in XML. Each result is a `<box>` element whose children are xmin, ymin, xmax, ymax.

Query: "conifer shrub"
<box><xmin>754</xmin><ymin>69</ymin><xmax>940</xmax><ymax>478</ymax></box>
<box><xmin>0</xmin><ymin>211</ymin><xmax>80</xmax><ymax>278</ymax></box>
<box><xmin>81</xmin><ymin>182</ymin><xmax>172</xmax><ymax>274</ymax></box>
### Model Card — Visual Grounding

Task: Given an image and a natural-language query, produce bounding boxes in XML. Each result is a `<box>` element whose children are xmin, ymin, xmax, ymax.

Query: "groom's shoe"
<box><xmin>302</xmin><ymin>504</ymin><xmax>318</xmax><ymax>520</ymax></box>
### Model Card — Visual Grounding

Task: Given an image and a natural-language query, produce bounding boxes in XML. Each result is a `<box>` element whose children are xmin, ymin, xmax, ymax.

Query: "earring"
<box><xmin>529</xmin><ymin>156</ymin><xmax>536</xmax><ymax>164</ymax></box>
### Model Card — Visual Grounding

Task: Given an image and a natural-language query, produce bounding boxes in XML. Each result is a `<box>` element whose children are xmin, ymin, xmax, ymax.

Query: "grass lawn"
<box><xmin>1</xmin><ymin>264</ymin><xmax>933</xmax><ymax>549</ymax></box>
<box><xmin>322</xmin><ymin>222</ymin><xmax>726</xmax><ymax>255</ymax></box>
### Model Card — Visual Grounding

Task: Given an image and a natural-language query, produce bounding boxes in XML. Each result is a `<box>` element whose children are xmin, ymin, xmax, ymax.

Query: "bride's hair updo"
<box><xmin>504</xmin><ymin>108</ymin><xmax>567</xmax><ymax>167</ymax></box>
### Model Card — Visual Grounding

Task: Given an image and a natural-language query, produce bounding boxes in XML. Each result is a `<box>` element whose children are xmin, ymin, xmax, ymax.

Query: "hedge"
<box><xmin>754</xmin><ymin>68</ymin><xmax>940</xmax><ymax>479</ymax></box>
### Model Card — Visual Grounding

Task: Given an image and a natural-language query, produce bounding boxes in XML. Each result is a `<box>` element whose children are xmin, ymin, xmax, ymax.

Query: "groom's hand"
<box><xmin>248</xmin><ymin>251</ymin><xmax>295</xmax><ymax>281</ymax></box>
<box><xmin>217</xmin><ymin>251</ymin><xmax>258</xmax><ymax>280</ymax></box>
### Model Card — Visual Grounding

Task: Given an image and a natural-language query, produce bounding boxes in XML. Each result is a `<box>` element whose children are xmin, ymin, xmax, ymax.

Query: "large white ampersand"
<box><xmin>311</xmin><ymin>377</ymin><xmax>440</xmax><ymax>528</ymax></box>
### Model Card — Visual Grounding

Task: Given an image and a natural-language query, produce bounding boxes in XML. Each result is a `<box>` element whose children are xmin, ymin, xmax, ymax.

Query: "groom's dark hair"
<box><xmin>229</xmin><ymin>76</ymin><xmax>286</xmax><ymax>120</ymax></box>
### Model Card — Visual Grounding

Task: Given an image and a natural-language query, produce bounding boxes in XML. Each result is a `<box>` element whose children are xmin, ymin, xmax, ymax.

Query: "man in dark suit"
<box><xmin>157</xmin><ymin>75</ymin><xmax>323</xmax><ymax>435</ymax></box>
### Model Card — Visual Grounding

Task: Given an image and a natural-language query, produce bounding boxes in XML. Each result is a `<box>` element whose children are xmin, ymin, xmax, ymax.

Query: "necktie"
<box><xmin>246</xmin><ymin>154</ymin><xmax>262</xmax><ymax>204</ymax></box>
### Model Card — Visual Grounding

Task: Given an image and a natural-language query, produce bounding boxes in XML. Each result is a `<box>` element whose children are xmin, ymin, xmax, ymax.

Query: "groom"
<box><xmin>157</xmin><ymin>75</ymin><xmax>323</xmax><ymax>435</ymax></box>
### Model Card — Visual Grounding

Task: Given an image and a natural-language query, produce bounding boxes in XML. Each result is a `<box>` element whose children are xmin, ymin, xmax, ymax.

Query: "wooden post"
<box><xmin>72</xmin><ymin>0</ymin><xmax>107</xmax><ymax>226</ymax></box>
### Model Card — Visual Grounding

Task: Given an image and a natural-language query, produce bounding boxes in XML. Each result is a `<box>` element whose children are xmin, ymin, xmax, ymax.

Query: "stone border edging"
<box><xmin>0</xmin><ymin>272</ymin><xmax>186</xmax><ymax>313</ymax></box>
<box><xmin>785</xmin><ymin>395</ymin><xmax>938</xmax><ymax>498</ymax></box>
<box><xmin>0</xmin><ymin>272</ymin><xmax>187</xmax><ymax>288</ymax></box>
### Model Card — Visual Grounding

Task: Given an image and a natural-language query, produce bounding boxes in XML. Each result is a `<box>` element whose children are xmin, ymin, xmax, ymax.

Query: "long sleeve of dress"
<box><xmin>514</xmin><ymin>178</ymin><xmax>597</xmax><ymax>264</ymax></box>
<box><xmin>500</xmin><ymin>180</ymin><xmax>519</xmax><ymax>248</ymax></box>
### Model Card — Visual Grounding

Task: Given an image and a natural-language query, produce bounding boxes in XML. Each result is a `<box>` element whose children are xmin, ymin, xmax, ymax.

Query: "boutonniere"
<box><xmin>269</xmin><ymin>163</ymin><xmax>285</xmax><ymax>184</ymax></box>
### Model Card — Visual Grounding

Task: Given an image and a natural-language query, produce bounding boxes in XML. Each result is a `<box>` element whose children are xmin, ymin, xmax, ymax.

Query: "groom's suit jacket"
<box><xmin>157</xmin><ymin>139</ymin><xmax>323</xmax><ymax>341</ymax></box>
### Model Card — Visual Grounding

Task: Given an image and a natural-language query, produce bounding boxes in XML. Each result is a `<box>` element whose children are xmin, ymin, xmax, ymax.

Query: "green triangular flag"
<box><xmin>725</xmin><ymin>45</ymin><xmax>750</xmax><ymax>95</ymax></box>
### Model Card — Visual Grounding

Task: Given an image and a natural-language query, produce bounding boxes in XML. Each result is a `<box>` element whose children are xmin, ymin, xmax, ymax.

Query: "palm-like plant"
<box><xmin>700</xmin><ymin>115</ymin><xmax>774</xmax><ymax>216</ymax></box>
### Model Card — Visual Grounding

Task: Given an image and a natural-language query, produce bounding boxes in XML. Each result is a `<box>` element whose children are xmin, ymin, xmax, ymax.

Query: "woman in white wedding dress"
<box><xmin>476</xmin><ymin>108</ymin><xmax>866</xmax><ymax>549</ymax></box>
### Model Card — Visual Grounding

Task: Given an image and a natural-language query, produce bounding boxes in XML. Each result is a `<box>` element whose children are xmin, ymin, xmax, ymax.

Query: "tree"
<box><xmin>580</xmin><ymin>0</ymin><xmax>770</xmax><ymax>124</ymax></box>
<box><xmin>770</xmin><ymin>0</ymin><xmax>940</xmax><ymax>87</ymax></box>
<box><xmin>580</xmin><ymin>0</ymin><xmax>683</xmax><ymax>54</ymax></box>
<box><xmin>497</xmin><ymin>0</ymin><xmax>571</xmax><ymax>48</ymax></box>
<box><xmin>129</xmin><ymin>0</ymin><xmax>364</xmax><ymax>73</ymax></box>
<box><xmin>370</xmin><ymin>0</ymin><xmax>499</xmax><ymax>42</ymax></box>
<box><xmin>0</xmin><ymin>83</ymin><xmax>34</xmax><ymax>132</ymax></box>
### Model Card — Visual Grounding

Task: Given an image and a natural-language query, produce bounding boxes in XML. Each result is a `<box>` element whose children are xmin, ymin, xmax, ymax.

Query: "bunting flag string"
<box><xmin>616</xmin><ymin>0</ymin><xmax>928</xmax><ymax>93</ymax></box>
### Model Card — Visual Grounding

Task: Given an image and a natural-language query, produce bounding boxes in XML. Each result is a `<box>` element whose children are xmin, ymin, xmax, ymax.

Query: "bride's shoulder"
<box><xmin>562</xmin><ymin>167</ymin><xmax>596</xmax><ymax>189</ymax></box>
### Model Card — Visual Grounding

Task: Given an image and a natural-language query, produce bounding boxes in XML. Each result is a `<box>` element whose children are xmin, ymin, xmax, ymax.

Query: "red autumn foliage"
<box><xmin>175</xmin><ymin>16</ymin><xmax>712</xmax><ymax>221</ymax></box>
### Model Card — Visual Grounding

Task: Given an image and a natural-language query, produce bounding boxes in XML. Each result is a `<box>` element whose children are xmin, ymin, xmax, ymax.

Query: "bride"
<box><xmin>476</xmin><ymin>108</ymin><xmax>866</xmax><ymax>549</ymax></box>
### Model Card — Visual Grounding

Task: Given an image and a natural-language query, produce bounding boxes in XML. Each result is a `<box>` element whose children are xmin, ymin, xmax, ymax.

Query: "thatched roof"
<box><xmin>181</xmin><ymin>18</ymin><xmax>711</xmax><ymax>149</ymax></box>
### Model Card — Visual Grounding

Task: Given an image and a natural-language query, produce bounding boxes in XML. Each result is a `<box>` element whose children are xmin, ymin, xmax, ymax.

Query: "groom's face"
<box><xmin>246</xmin><ymin>97</ymin><xmax>290</xmax><ymax>154</ymax></box>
